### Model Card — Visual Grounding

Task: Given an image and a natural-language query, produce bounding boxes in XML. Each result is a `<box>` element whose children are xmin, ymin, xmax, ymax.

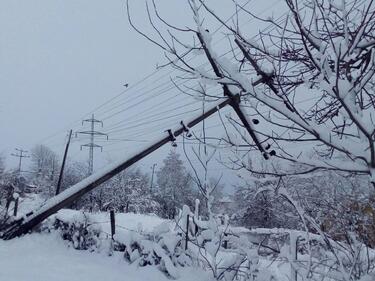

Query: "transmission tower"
<box><xmin>77</xmin><ymin>114</ymin><xmax>108</xmax><ymax>175</ymax></box>
<box><xmin>11</xmin><ymin>148</ymin><xmax>30</xmax><ymax>175</ymax></box>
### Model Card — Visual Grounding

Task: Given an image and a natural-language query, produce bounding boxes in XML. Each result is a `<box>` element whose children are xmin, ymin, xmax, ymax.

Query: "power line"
<box><xmin>33</xmin><ymin>0</ymin><xmax>279</xmax><ymax>148</ymax></box>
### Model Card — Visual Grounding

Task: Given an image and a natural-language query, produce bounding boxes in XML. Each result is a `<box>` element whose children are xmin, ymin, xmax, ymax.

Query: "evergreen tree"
<box><xmin>156</xmin><ymin>150</ymin><xmax>193</xmax><ymax>218</ymax></box>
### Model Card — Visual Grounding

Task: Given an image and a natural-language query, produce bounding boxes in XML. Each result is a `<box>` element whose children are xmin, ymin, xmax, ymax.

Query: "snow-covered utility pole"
<box><xmin>0</xmin><ymin>97</ymin><xmax>233</xmax><ymax>240</ymax></box>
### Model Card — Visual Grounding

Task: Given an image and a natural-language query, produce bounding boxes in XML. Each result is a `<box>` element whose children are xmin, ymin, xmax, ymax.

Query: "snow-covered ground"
<box><xmin>0</xmin><ymin>195</ymin><xmax>292</xmax><ymax>281</ymax></box>
<box><xmin>3</xmin><ymin>195</ymin><xmax>373</xmax><ymax>281</ymax></box>
<box><xmin>0</xmin><ymin>232</ymin><xmax>212</xmax><ymax>281</ymax></box>
<box><xmin>1</xmin><ymin>195</ymin><xmax>211</xmax><ymax>281</ymax></box>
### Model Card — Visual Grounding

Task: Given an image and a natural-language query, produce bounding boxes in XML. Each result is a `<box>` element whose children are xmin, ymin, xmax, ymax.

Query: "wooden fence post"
<box><xmin>185</xmin><ymin>214</ymin><xmax>189</xmax><ymax>250</ymax></box>
<box><xmin>13</xmin><ymin>197</ymin><xmax>19</xmax><ymax>217</ymax></box>
<box><xmin>290</xmin><ymin>233</ymin><xmax>298</xmax><ymax>281</ymax></box>
<box><xmin>223</xmin><ymin>233</ymin><xmax>228</xmax><ymax>249</ymax></box>
<box><xmin>194</xmin><ymin>199</ymin><xmax>199</xmax><ymax>236</ymax></box>
<box><xmin>110</xmin><ymin>210</ymin><xmax>115</xmax><ymax>240</ymax></box>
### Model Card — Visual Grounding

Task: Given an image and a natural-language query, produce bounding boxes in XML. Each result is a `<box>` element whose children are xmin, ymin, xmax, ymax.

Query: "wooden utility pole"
<box><xmin>0</xmin><ymin>97</ymin><xmax>233</xmax><ymax>240</ymax></box>
<box><xmin>10</xmin><ymin>148</ymin><xmax>29</xmax><ymax>175</ymax></box>
<box><xmin>56</xmin><ymin>130</ymin><xmax>72</xmax><ymax>195</ymax></box>
<box><xmin>150</xmin><ymin>163</ymin><xmax>157</xmax><ymax>190</ymax></box>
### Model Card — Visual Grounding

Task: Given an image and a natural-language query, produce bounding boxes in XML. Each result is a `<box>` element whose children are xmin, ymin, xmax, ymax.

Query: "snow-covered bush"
<box><xmin>41</xmin><ymin>201</ymin><xmax>375</xmax><ymax>281</ymax></box>
<box><xmin>121</xmin><ymin>234</ymin><xmax>185</xmax><ymax>279</ymax></box>
<box><xmin>50</xmin><ymin>212</ymin><xmax>103</xmax><ymax>251</ymax></box>
<box><xmin>45</xmin><ymin>210</ymin><xmax>190</xmax><ymax>279</ymax></box>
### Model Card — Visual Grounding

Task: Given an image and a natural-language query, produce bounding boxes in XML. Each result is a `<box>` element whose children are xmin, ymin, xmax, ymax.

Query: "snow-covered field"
<box><xmin>0</xmin><ymin>232</ymin><xmax>212</xmax><ymax>281</ymax></box>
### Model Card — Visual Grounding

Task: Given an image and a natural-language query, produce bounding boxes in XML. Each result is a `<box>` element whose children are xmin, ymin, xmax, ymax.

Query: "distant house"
<box><xmin>24</xmin><ymin>184</ymin><xmax>38</xmax><ymax>193</ymax></box>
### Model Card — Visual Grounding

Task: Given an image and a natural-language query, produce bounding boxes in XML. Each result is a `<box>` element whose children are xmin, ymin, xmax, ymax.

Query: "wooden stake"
<box><xmin>110</xmin><ymin>210</ymin><xmax>115</xmax><ymax>240</ymax></box>
<box><xmin>13</xmin><ymin>197</ymin><xmax>19</xmax><ymax>217</ymax></box>
<box><xmin>185</xmin><ymin>214</ymin><xmax>189</xmax><ymax>251</ymax></box>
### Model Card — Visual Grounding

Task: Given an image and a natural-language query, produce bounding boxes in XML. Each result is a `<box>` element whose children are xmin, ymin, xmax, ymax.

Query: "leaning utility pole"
<box><xmin>1</xmin><ymin>97</ymin><xmax>233</xmax><ymax>240</ymax></box>
<box><xmin>11</xmin><ymin>148</ymin><xmax>29</xmax><ymax>175</ymax></box>
<box><xmin>77</xmin><ymin>114</ymin><xmax>108</xmax><ymax>175</ymax></box>
<box><xmin>56</xmin><ymin>130</ymin><xmax>73</xmax><ymax>195</ymax></box>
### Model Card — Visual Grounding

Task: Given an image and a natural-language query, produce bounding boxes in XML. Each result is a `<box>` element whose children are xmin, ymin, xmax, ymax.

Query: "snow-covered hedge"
<box><xmin>51</xmin><ymin>213</ymin><xmax>102</xmax><ymax>251</ymax></box>
<box><xmin>44</xmin><ymin>210</ymin><xmax>192</xmax><ymax>279</ymax></box>
<box><xmin>41</xmin><ymin>206</ymin><xmax>375</xmax><ymax>281</ymax></box>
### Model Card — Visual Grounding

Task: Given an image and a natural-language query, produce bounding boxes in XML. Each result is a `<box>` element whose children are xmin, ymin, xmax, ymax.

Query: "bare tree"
<box><xmin>127</xmin><ymin>1</ymin><xmax>375</xmax><ymax>279</ymax></box>
<box><xmin>30</xmin><ymin>144</ymin><xmax>59</xmax><ymax>181</ymax></box>
<box><xmin>127</xmin><ymin>0</ymin><xmax>375</xmax><ymax>188</ymax></box>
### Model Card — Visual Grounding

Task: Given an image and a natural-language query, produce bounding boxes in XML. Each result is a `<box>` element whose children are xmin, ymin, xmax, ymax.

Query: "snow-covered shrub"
<box><xmin>51</xmin><ymin>212</ymin><xmax>103</xmax><ymax>251</ymax></box>
<box><xmin>45</xmin><ymin>210</ymin><xmax>189</xmax><ymax>279</ymax></box>
<box><xmin>122</xmin><ymin>236</ymin><xmax>182</xmax><ymax>279</ymax></box>
<box><xmin>117</xmin><ymin>219</ymin><xmax>194</xmax><ymax>279</ymax></box>
<box><xmin>173</xmin><ymin>204</ymin><xmax>279</xmax><ymax>281</ymax></box>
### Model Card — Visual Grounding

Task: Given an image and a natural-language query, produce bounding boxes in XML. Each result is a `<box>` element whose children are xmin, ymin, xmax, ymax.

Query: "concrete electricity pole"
<box><xmin>11</xmin><ymin>148</ymin><xmax>29</xmax><ymax>175</ymax></box>
<box><xmin>77</xmin><ymin>114</ymin><xmax>108</xmax><ymax>176</ymax></box>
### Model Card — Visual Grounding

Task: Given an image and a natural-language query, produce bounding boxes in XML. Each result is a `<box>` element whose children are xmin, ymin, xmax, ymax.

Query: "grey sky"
<box><xmin>0</xmin><ymin>0</ymin><xmax>287</xmax><ymax>187</ymax></box>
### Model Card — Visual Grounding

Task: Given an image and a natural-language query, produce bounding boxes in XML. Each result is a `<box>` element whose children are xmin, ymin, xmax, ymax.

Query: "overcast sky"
<box><xmin>0</xmin><ymin>0</ymin><xmax>287</xmax><ymax>188</ymax></box>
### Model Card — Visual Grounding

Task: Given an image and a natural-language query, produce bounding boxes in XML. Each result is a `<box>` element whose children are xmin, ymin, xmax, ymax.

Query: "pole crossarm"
<box><xmin>81</xmin><ymin>143</ymin><xmax>103</xmax><ymax>148</ymax></box>
<box><xmin>0</xmin><ymin>97</ymin><xmax>233</xmax><ymax>240</ymax></box>
<box><xmin>76</xmin><ymin>131</ymin><xmax>108</xmax><ymax>136</ymax></box>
